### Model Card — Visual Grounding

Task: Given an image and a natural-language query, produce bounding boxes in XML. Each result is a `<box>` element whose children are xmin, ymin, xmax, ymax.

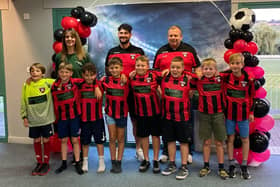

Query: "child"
<box><xmin>130</xmin><ymin>56</ymin><xmax>161</xmax><ymax>173</ymax></box>
<box><xmin>51</xmin><ymin>62</ymin><xmax>83</xmax><ymax>175</ymax></box>
<box><xmin>190</xmin><ymin>58</ymin><xmax>229</xmax><ymax>179</ymax></box>
<box><xmin>160</xmin><ymin>56</ymin><xmax>193</xmax><ymax>180</ymax></box>
<box><xmin>221</xmin><ymin>53</ymin><xmax>255</xmax><ymax>180</ymax></box>
<box><xmin>20</xmin><ymin>63</ymin><xmax>55</xmax><ymax>176</ymax></box>
<box><xmin>79</xmin><ymin>63</ymin><xmax>106</xmax><ymax>173</ymax></box>
<box><xmin>101</xmin><ymin>57</ymin><xmax>129</xmax><ymax>173</ymax></box>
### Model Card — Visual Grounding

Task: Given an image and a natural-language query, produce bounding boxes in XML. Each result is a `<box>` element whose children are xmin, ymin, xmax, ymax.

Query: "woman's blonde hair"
<box><xmin>61</xmin><ymin>28</ymin><xmax>86</xmax><ymax>62</ymax></box>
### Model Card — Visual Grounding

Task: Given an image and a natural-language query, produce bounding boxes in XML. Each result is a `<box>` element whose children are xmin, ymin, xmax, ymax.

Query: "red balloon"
<box><xmin>246</xmin><ymin>41</ymin><xmax>258</xmax><ymax>55</ymax></box>
<box><xmin>52</xmin><ymin>41</ymin><xmax>62</xmax><ymax>54</ymax></box>
<box><xmin>233</xmin><ymin>39</ymin><xmax>247</xmax><ymax>52</ymax></box>
<box><xmin>251</xmin><ymin>149</ymin><xmax>270</xmax><ymax>162</ymax></box>
<box><xmin>255</xmin><ymin>87</ymin><xmax>267</xmax><ymax>98</ymax></box>
<box><xmin>244</xmin><ymin>66</ymin><xmax>264</xmax><ymax>79</ymax></box>
<box><xmin>61</xmin><ymin>16</ymin><xmax>79</xmax><ymax>30</ymax></box>
<box><xmin>248</xmin><ymin>159</ymin><xmax>262</xmax><ymax>167</ymax></box>
<box><xmin>254</xmin><ymin>115</ymin><xmax>275</xmax><ymax>132</ymax></box>
<box><xmin>77</xmin><ymin>22</ymin><xmax>91</xmax><ymax>38</ymax></box>
<box><xmin>224</xmin><ymin>49</ymin><xmax>238</xmax><ymax>63</ymax></box>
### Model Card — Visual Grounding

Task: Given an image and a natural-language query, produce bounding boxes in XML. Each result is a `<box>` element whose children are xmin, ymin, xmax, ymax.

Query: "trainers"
<box><xmin>228</xmin><ymin>165</ymin><xmax>237</xmax><ymax>178</ymax></box>
<box><xmin>75</xmin><ymin>161</ymin><xmax>84</xmax><ymax>175</ymax></box>
<box><xmin>139</xmin><ymin>160</ymin><xmax>150</xmax><ymax>172</ymax></box>
<box><xmin>187</xmin><ymin>154</ymin><xmax>193</xmax><ymax>164</ymax></box>
<box><xmin>115</xmin><ymin>160</ymin><xmax>122</xmax><ymax>173</ymax></box>
<box><xmin>97</xmin><ymin>158</ymin><xmax>106</xmax><ymax>173</ymax></box>
<box><xmin>159</xmin><ymin>154</ymin><xmax>169</xmax><ymax>163</ymax></box>
<box><xmin>136</xmin><ymin>148</ymin><xmax>144</xmax><ymax>162</ymax></box>
<box><xmin>55</xmin><ymin>164</ymin><xmax>67</xmax><ymax>174</ymax></box>
<box><xmin>161</xmin><ymin>162</ymin><xmax>177</xmax><ymax>176</ymax></box>
<box><xmin>176</xmin><ymin>165</ymin><xmax>189</xmax><ymax>180</ymax></box>
<box><xmin>153</xmin><ymin>160</ymin><xmax>160</xmax><ymax>174</ymax></box>
<box><xmin>39</xmin><ymin>163</ymin><xmax>50</xmax><ymax>176</ymax></box>
<box><xmin>199</xmin><ymin>167</ymin><xmax>211</xmax><ymax>177</ymax></box>
<box><xmin>241</xmin><ymin>165</ymin><xmax>251</xmax><ymax>180</ymax></box>
<box><xmin>82</xmin><ymin>159</ymin><xmax>88</xmax><ymax>172</ymax></box>
<box><xmin>31</xmin><ymin>163</ymin><xmax>42</xmax><ymax>176</ymax></box>
<box><xmin>218</xmin><ymin>168</ymin><xmax>229</xmax><ymax>180</ymax></box>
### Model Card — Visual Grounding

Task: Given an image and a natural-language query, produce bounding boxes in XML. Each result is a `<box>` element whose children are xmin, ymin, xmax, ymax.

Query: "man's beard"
<box><xmin>119</xmin><ymin>38</ymin><xmax>129</xmax><ymax>45</ymax></box>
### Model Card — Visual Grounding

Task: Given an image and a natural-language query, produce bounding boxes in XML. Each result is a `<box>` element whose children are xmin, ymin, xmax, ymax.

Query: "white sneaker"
<box><xmin>159</xmin><ymin>154</ymin><xmax>168</xmax><ymax>163</ymax></box>
<box><xmin>82</xmin><ymin>158</ymin><xmax>88</xmax><ymax>172</ymax></box>
<box><xmin>136</xmin><ymin>148</ymin><xmax>144</xmax><ymax>161</ymax></box>
<box><xmin>187</xmin><ymin>154</ymin><xmax>192</xmax><ymax>164</ymax></box>
<box><xmin>97</xmin><ymin>157</ymin><xmax>106</xmax><ymax>173</ymax></box>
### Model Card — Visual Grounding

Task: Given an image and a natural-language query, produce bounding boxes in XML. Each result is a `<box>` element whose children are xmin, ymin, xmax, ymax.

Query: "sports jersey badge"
<box><xmin>241</xmin><ymin>81</ymin><xmax>248</xmax><ymax>87</ymax></box>
<box><xmin>180</xmin><ymin>81</ymin><xmax>186</xmax><ymax>87</ymax></box>
<box><xmin>146</xmin><ymin>77</ymin><xmax>151</xmax><ymax>83</ymax></box>
<box><xmin>215</xmin><ymin>76</ymin><xmax>221</xmax><ymax>83</ymax></box>
<box><xmin>75</xmin><ymin>61</ymin><xmax>83</xmax><ymax>66</ymax></box>
<box><xmin>39</xmin><ymin>87</ymin><xmax>45</xmax><ymax>93</ymax></box>
<box><xmin>66</xmin><ymin>84</ymin><xmax>72</xmax><ymax>90</ymax></box>
<box><xmin>182</xmin><ymin>52</ymin><xmax>188</xmax><ymax>57</ymax></box>
<box><xmin>130</xmin><ymin>54</ymin><xmax>136</xmax><ymax>59</ymax></box>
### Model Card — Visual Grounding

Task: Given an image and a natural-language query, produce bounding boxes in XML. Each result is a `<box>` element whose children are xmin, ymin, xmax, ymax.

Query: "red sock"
<box><xmin>43</xmin><ymin>141</ymin><xmax>50</xmax><ymax>164</ymax></box>
<box><xmin>34</xmin><ymin>142</ymin><xmax>42</xmax><ymax>164</ymax></box>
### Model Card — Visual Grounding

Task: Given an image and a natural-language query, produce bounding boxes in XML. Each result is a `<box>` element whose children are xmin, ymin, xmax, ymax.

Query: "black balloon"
<box><xmin>241</xmin><ymin>31</ymin><xmax>253</xmax><ymax>42</ymax></box>
<box><xmin>258</xmin><ymin>77</ymin><xmax>266</xmax><ymax>86</ymax></box>
<box><xmin>234</xmin><ymin>134</ymin><xmax>242</xmax><ymax>148</ymax></box>
<box><xmin>53</xmin><ymin>29</ymin><xmax>64</xmax><ymax>42</ymax></box>
<box><xmin>229</xmin><ymin>29</ymin><xmax>242</xmax><ymax>41</ymax></box>
<box><xmin>71</xmin><ymin>8</ymin><xmax>82</xmax><ymax>18</ymax></box>
<box><xmin>80</xmin><ymin>37</ymin><xmax>87</xmax><ymax>45</ymax></box>
<box><xmin>80</xmin><ymin>11</ymin><xmax>97</xmax><ymax>27</ymax></box>
<box><xmin>254</xmin><ymin>98</ymin><xmax>270</xmax><ymax>118</ymax></box>
<box><xmin>254</xmin><ymin>79</ymin><xmax>261</xmax><ymax>90</ymax></box>
<box><xmin>264</xmin><ymin>131</ymin><xmax>271</xmax><ymax>140</ymax></box>
<box><xmin>224</xmin><ymin>38</ymin><xmax>233</xmax><ymax>49</ymax></box>
<box><xmin>245</xmin><ymin>55</ymin><xmax>259</xmax><ymax>67</ymax></box>
<box><xmin>51</xmin><ymin>53</ymin><xmax>56</xmax><ymax>62</ymax></box>
<box><xmin>76</xmin><ymin>6</ymin><xmax>85</xmax><ymax>13</ymax></box>
<box><xmin>243</xmin><ymin>51</ymin><xmax>252</xmax><ymax>66</ymax></box>
<box><xmin>250</xmin><ymin>132</ymin><xmax>269</xmax><ymax>153</ymax></box>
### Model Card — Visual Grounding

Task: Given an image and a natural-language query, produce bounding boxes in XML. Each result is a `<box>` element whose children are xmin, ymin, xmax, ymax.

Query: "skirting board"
<box><xmin>8</xmin><ymin>136</ymin><xmax>33</xmax><ymax>144</ymax></box>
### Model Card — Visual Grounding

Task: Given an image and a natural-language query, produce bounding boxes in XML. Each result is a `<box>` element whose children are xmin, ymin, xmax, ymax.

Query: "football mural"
<box><xmin>224</xmin><ymin>8</ymin><xmax>274</xmax><ymax>167</ymax></box>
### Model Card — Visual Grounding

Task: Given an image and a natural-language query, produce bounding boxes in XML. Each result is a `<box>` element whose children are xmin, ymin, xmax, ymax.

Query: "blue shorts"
<box><xmin>57</xmin><ymin>117</ymin><xmax>80</xmax><ymax>138</ymax></box>
<box><xmin>226</xmin><ymin>119</ymin><xmax>249</xmax><ymax>138</ymax></box>
<box><xmin>29</xmin><ymin>124</ymin><xmax>54</xmax><ymax>138</ymax></box>
<box><xmin>105</xmin><ymin>114</ymin><xmax>127</xmax><ymax>128</ymax></box>
<box><xmin>80</xmin><ymin>119</ymin><xmax>106</xmax><ymax>145</ymax></box>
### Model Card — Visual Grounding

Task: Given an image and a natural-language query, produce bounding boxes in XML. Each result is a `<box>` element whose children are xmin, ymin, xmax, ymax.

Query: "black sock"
<box><xmin>218</xmin><ymin>163</ymin><xmax>224</xmax><ymax>169</ymax></box>
<box><xmin>62</xmin><ymin>160</ymin><xmax>67</xmax><ymax>167</ymax></box>
<box><xmin>75</xmin><ymin>161</ymin><xmax>84</xmax><ymax>175</ymax></box>
<box><xmin>55</xmin><ymin>160</ymin><xmax>67</xmax><ymax>174</ymax></box>
<box><xmin>204</xmin><ymin>162</ymin><xmax>209</xmax><ymax>168</ymax></box>
<box><xmin>170</xmin><ymin>161</ymin><xmax>176</xmax><ymax>166</ymax></box>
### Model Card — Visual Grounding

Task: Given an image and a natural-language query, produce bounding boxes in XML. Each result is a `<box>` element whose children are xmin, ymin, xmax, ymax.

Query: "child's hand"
<box><xmin>189</xmin><ymin>90</ymin><xmax>194</xmax><ymax>98</ymax></box>
<box><xmin>120</xmin><ymin>74</ymin><xmax>127</xmax><ymax>84</ymax></box>
<box><xmin>23</xmin><ymin>118</ymin><xmax>29</xmax><ymax>127</ymax></box>
<box><xmin>129</xmin><ymin>70</ymin><xmax>136</xmax><ymax>79</ymax></box>
<box><xmin>249</xmin><ymin>114</ymin><xmax>254</xmax><ymax>122</ymax></box>
<box><xmin>94</xmin><ymin>86</ymin><xmax>102</xmax><ymax>100</ymax></box>
<box><xmin>157</xmin><ymin>85</ymin><xmax>162</xmax><ymax>97</ymax></box>
<box><xmin>26</xmin><ymin>77</ymin><xmax>33</xmax><ymax>85</ymax></box>
<box><xmin>161</xmin><ymin>69</ymin><xmax>169</xmax><ymax>77</ymax></box>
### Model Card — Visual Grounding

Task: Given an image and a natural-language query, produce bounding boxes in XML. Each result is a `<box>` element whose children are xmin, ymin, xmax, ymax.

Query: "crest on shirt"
<box><xmin>131</xmin><ymin>54</ymin><xmax>136</xmax><ymax>59</ymax></box>
<box><xmin>146</xmin><ymin>77</ymin><xmax>151</xmax><ymax>83</ymax></box>
<box><xmin>241</xmin><ymin>81</ymin><xmax>247</xmax><ymax>87</ymax></box>
<box><xmin>66</xmin><ymin>84</ymin><xmax>72</xmax><ymax>90</ymax></box>
<box><xmin>39</xmin><ymin>87</ymin><xmax>45</xmax><ymax>93</ymax></box>
<box><xmin>182</xmin><ymin>52</ymin><xmax>188</xmax><ymax>57</ymax></box>
<box><xmin>180</xmin><ymin>81</ymin><xmax>186</xmax><ymax>87</ymax></box>
<box><xmin>75</xmin><ymin>61</ymin><xmax>83</xmax><ymax>66</ymax></box>
<box><xmin>215</xmin><ymin>76</ymin><xmax>221</xmax><ymax>83</ymax></box>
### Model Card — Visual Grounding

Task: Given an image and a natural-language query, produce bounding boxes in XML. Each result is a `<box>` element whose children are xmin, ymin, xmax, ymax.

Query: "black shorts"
<box><xmin>127</xmin><ymin>90</ymin><xmax>136</xmax><ymax>119</ymax></box>
<box><xmin>29</xmin><ymin>124</ymin><xmax>54</xmax><ymax>139</ymax></box>
<box><xmin>162</xmin><ymin>119</ymin><xmax>193</xmax><ymax>143</ymax></box>
<box><xmin>80</xmin><ymin>119</ymin><xmax>106</xmax><ymax>145</ymax></box>
<box><xmin>136</xmin><ymin>116</ymin><xmax>161</xmax><ymax>138</ymax></box>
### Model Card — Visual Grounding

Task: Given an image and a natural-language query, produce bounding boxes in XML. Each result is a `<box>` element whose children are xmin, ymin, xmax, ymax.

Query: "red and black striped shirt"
<box><xmin>101</xmin><ymin>76</ymin><xmax>129</xmax><ymax>119</ymax></box>
<box><xmin>161</xmin><ymin>73</ymin><xmax>191</xmax><ymax>122</ymax></box>
<box><xmin>130</xmin><ymin>71</ymin><xmax>161</xmax><ymax>117</ymax></box>
<box><xmin>78</xmin><ymin>80</ymin><xmax>103</xmax><ymax>122</ymax></box>
<box><xmin>191</xmin><ymin>75</ymin><xmax>224</xmax><ymax>114</ymax></box>
<box><xmin>51</xmin><ymin>78</ymin><xmax>81</xmax><ymax>121</ymax></box>
<box><xmin>153</xmin><ymin>42</ymin><xmax>200</xmax><ymax>73</ymax></box>
<box><xmin>221</xmin><ymin>70</ymin><xmax>255</xmax><ymax>121</ymax></box>
<box><xmin>105</xmin><ymin>45</ymin><xmax>144</xmax><ymax>76</ymax></box>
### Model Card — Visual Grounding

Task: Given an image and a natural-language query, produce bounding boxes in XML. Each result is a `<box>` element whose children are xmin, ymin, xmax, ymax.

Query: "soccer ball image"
<box><xmin>230</xmin><ymin>8</ymin><xmax>256</xmax><ymax>31</ymax></box>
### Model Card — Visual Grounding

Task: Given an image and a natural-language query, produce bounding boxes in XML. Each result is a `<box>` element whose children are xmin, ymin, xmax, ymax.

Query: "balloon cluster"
<box><xmin>51</xmin><ymin>6</ymin><xmax>97</xmax><ymax>75</ymax></box>
<box><xmin>225</xmin><ymin>8</ymin><xmax>275</xmax><ymax>167</ymax></box>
